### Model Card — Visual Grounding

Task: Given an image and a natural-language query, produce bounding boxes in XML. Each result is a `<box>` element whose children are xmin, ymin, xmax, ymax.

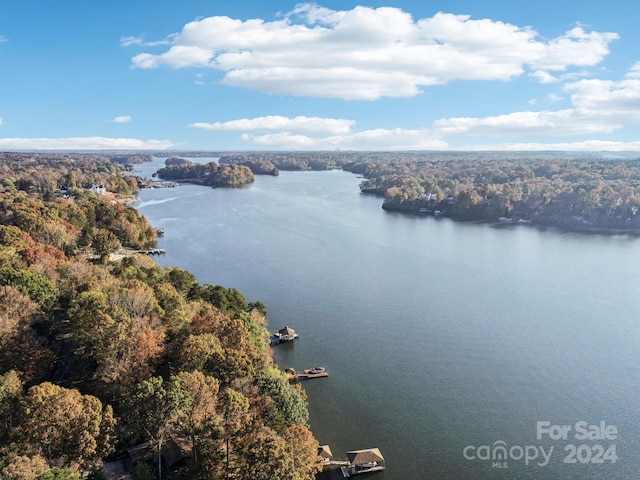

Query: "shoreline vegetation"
<box><xmin>0</xmin><ymin>152</ymin><xmax>322</xmax><ymax>480</ymax></box>
<box><xmin>166</xmin><ymin>151</ymin><xmax>640</xmax><ymax>235</ymax></box>
<box><xmin>347</xmin><ymin>155</ymin><xmax>640</xmax><ymax>235</ymax></box>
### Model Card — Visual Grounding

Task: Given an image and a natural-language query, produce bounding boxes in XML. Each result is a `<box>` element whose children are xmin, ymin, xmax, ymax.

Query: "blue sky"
<box><xmin>1</xmin><ymin>0</ymin><xmax>640</xmax><ymax>151</ymax></box>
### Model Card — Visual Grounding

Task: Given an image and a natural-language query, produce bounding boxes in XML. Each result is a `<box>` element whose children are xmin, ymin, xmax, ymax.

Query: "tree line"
<box><xmin>156</xmin><ymin>160</ymin><xmax>256</xmax><ymax>188</ymax></box>
<box><xmin>0</xmin><ymin>154</ymin><xmax>322</xmax><ymax>480</ymax></box>
<box><xmin>344</xmin><ymin>156</ymin><xmax>640</xmax><ymax>232</ymax></box>
<box><xmin>211</xmin><ymin>150</ymin><xmax>640</xmax><ymax>233</ymax></box>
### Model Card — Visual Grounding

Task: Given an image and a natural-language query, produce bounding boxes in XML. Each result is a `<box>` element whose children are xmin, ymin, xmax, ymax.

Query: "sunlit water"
<box><xmin>134</xmin><ymin>158</ymin><xmax>640</xmax><ymax>479</ymax></box>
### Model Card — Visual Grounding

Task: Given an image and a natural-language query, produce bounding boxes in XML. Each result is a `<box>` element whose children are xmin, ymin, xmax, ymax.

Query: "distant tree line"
<box><xmin>219</xmin><ymin>152</ymin><xmax>344</xmax><ymax>171</ymax></box>
<box><xmin>209</xmin><ymin>151</ymin><xmax>640</xmax><ymax>233</ymax></box>
<box><xmin>156</xmin><ymin>160</ymin><xmax>256</xmax><ymax>188</ymax></box>
<box><xmin>344</xmin><ymin>156</ymin><xmax>640</xmax><ymax>232</ymax></box>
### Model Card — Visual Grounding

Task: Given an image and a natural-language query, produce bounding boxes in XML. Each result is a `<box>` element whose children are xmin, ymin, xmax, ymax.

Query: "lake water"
<box><xmin>134</xmin><ymin>158</ymin><xmax>640</xmax><ymax>479</ymax></box>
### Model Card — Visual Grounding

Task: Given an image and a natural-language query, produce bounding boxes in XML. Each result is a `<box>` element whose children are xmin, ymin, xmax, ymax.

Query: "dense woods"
<box><xmin>218</xmin><ymin>151</ymin><xmax>640</xmax><ymax>233</ymax></box>
<box><xmin>345</xmin><ymin>156</ymin><xmax>640</xmax><ymax>232</ymax></box>
<box><xmin>0</xmin><ymin>154</ymin><xmax>321</xmax><ymax>480</ymax></box>
<box><xmin>156</xmin><ymin>160</ymin><xmax>256</xmax><ymax>188</ymax></box>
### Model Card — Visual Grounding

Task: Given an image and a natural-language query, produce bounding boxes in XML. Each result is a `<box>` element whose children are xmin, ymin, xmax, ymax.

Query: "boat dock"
<box><xmin>285</xmin><ymin>367</ymin><xmax>328</xmax><ymax>381</ymax></box>
<box><xmin>270</xmin><ymin>326</ymin><xmax>299</xmax><ymax>345</ymax></box>
<box><xmin>340</xmin><ymin>464</ymin><xmax>385</xmax><ymax>477</ymax></box>
<box><xmin>298</xmin><ymin>368</ymin><xmax>329</xmax><ymax>380</ymax></box>
<box><xmin>143</xmin><ymin>248</ymin><xmax>166</xmax><ymax>255</ymax></box>
<box><xmin>319</xmin><ymin>446</ymin><xmax>385</xmax><ymax>478</ymax></box>
<box><xmin>340</xmin><ymin>448</ymin><xmax>385</xmax><ymax>477</ymax></box>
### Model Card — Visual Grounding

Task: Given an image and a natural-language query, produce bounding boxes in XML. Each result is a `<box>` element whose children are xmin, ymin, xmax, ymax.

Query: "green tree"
<box><xmin>219</xmin><ymin>388</ymin><xmax>250</xmax><ymax>476</ymax></box>
<box><xmin>124</xmin><ymin>377</ymin><xmax>190</xmax><ymax>480</ymax></box>
<box><xmin>36</xmin><ymin>468</ymin><xmax>81</xmax><ymax>480</ymax></box>
<box><xmin>166</xmin><ymin>267</ymin><xmax>197</xmax><ymax>296</ymax></box>
<box><xmin>175</xmin><ymin>371</ymin><xmax>221</xmax><ymax>470</ymax></box>
<box><xmin>68</xmin><ymin>290</ymin><xmax>120</xmax><ymax>362</ymax></box>
<box><xmin>91</xmin><ymin>228</ymin><xmax>121</xmax><ymax>264</ymax></box>
<box><xmin>257</xmin><ymin>367</ymin><xmax>309</xmax><ymax>432</ymax></box>
<box><xmin>177</xmin><ymin>333</ymin><xmax>224</xmax><ymax>375</ymax></box>
<box><xmin>235</xmin><ymin>426</ymin><xmax>291</xmax><ymax>480</ymax></box>
<box><xmin>0</xmin><ymin>268</ymin><xmax>57</xmax><ymax>309</ymax></box>
<box><xmin>0</xmin><ymin>370</ymin><xmax>23</xmax><ymax>441</ymax></box>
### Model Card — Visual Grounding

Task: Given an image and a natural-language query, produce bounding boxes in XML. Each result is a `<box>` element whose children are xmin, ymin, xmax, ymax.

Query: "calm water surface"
<box><xmin>135</xmin><ymin>158</ymin><xmax>640</xmax><ymax>479</ymax></box>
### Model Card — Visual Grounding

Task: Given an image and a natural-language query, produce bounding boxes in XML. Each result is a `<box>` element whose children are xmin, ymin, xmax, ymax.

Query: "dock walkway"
<box><xmin>340</xmin><ymin>465</ymin><xmax>385</xmax><ymax>477</ymax></box>
<box><xmin>143</xmin><ymin>248</ymin><xmax>166</xmax><ymax>255</ymax></box>
<box><xmin>286</xmin><ymin>368</ymin><xmax>329</xmax><ymax>381</ymax></box>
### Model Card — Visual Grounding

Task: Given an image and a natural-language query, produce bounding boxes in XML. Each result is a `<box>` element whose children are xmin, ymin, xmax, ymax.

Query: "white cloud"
<box><xmin>247</xmin><ymin>129</ymin><xmax>448</xmax><ymax>150</ymax></box>
<box><xmin>184</xmin><ymin>60</ymin><xmax>640</xmax><ymax>151</ymax></box>
<box><xmin>112</xmin><ymin>115</ymin><xmax>132</xmax><ymax>123</ymax></box>
<box><xmin>194</xmin><ymin>114</ymin><xmax>445</xmax><ymax>150</ymax></box>
<box><xmin>194</xmin><ymin>73</ymin><xmax>206</xmax><ymax>85</ymax></box>
<box><xmin>433</xmin><ymin>109</ymin><xmax>617</xmax><ymax>137</ymax></box>
<box><xmin>132</xmin><ymin>45</ymin><xmax>213</xmax><ymax>69</ymax></box>
<box><xmin>0</xmin><ymin>137</ymin><xmax>175</xmax><ymax>150</ymax></box>
<box><xmin>0</xmin><ymin>35</ymin><xmax>8</xmax><ymax>43</ymax></box>
<box><xmin>120</xmin><ymin>34</ymin><xmax>176</xmax><ymax>47</ymax></box>
<box><xmin>432</xmin><ymin>64</ymin><xmax>640</xmax><ymax>137</ymax></box>
<box><xmin>565</xmin><ymin>76</ymin><xmax>640</xmax><ymax>123</ymax></box>
<box><xmin>0</xmin><ymin>117</ymin><xmax>3</xmax><ymax>126</ymax></box>
<box><xmin>625</xmin><ymin>63</ymin><xmax>640</xmax><ymax>79</ymax></box>
<box><xmin>120</xmin><ymin>36</ymin><xmax>143</xmax><ymax>47</ymax></box>
<box><xmin>189</xmin><ymin>115</ymin><xmax>355</xmax><ymax>135</ymax></box>
<box><xmin>187</xmin><ymin>112</ymin><xmax>640</xmax><ymax>151</ymax></box>
<box><xmin>528</xmin><ymin>27</ymin><xmax>617</xmax><ymax>71</ymax></box>
<box><xmin>128</xmin><ymin>5</ymin><xmax>618</xmax><ymax>100</ymax></box>
<box><xmin>530</xmin><ymin>70</ymin><xmax>558</xmax><ymax>83</ymax></box>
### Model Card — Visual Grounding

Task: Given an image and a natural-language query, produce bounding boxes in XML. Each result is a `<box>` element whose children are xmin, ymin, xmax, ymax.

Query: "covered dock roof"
<box><xmin>318</xmin><ymin>445</ymin><xmax>333</xmax><ymax>460</ymax></box>
<box><xmin>279</xmin><ymin>326</ymin><xmax>296</xmax><ymax>335</ymax></box>
<box><xmin>346</xmin><ymin>448</ymin><xmax>384</xmax><ymax>465</ymax></box>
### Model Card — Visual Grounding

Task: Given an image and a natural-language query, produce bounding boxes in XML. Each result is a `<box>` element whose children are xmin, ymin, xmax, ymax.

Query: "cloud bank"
<box><xmin>127</xmin><ymin>4</ymin><xmax>618</xmax><ymax>100</ymax></box>
<box><xmin>0</xmin><ymin>137</ymin><xmax>174</xmax><ymax>150</ymax></box>
<box><xmin>188</xmin><ymin>62</ymin><xmax>640</xmax><ymax>151</ymax></box>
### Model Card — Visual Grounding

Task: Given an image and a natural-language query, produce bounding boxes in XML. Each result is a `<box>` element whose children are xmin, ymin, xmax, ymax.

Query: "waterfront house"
<box><xmin>90</xmin><ymin>184</ymin><xmax>106</xmax><ymax>195</ymax></box>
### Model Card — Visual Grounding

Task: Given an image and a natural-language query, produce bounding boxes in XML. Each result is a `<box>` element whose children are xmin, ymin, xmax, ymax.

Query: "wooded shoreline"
<box><xmin>0</xmin><ymin>152</ymin><xmax>323</xmax><ymax>480</ymax></box>
<box><xmin>217</xmin><ymin>151</ymin><xmax>640</xmax><ymax>235</ymax></box>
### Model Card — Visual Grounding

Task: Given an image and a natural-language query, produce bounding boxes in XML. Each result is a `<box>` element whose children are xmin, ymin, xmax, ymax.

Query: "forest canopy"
<box><xmin>218</xmin><ymin>150</ymin><xmax>640</xmax><ymax>233</ymax></box>
<box><xmin>0</xmin><ymin>153</ymin><xmax>322</xmax><ymax>480</ymax></box>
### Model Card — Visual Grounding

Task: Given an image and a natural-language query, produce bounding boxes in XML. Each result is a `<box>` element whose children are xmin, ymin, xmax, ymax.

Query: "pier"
<box><xmin>143</xmin><ymin>248</ymin><xmax>166</xmax><ymax>255</ymax></box>
<box><xmin>285</xmin><ymin>367</ymin><xmax>328</xmax><ymax>381</ymax></box>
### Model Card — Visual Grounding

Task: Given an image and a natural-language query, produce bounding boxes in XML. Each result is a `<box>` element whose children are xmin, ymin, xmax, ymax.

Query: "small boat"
<box><xmin>292</xmin><ymin>367</ymin><xmax>329</xmax><ymax>380</ymax></box>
